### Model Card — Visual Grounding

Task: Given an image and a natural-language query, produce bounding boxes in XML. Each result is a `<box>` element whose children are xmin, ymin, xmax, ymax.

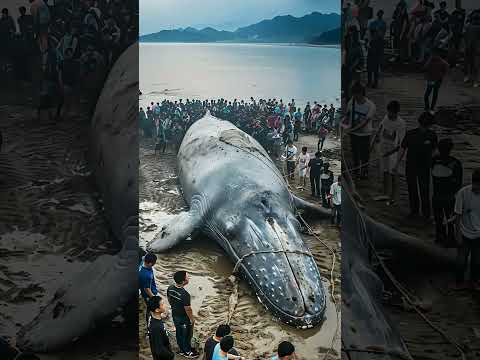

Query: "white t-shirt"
<box><xmin>330</xmin><ymin>182</ymin><xmax>342</xmax><ymax>206</ymax></box>
<box><xmin>298</xmin><ymin>152</ymin><xmax>310</xmax><ymax>169</ymax></box>
<box><xmin>285</xmin><ymin>145</ymin><xmax>297</xmax><ymax>162</ymax></box>
<box><xmin>455</xmin><ymin>185</ymin><xmax>480</xmax><ymax>239</ymax></box>
<box><xmin>345</xmin><ymin>97</ymin><xmax>376</xmax><ymax>137</ymax></box>
<box><xmin>378</xmin><ymin>115</ymin><xmax>406</xmax><ymax>152</ymax></box>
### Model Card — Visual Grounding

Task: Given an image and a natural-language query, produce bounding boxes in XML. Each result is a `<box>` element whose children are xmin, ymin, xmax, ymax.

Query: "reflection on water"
<box><xmin>140</xmin><ymin>43</ymin><xmax>340</xmax><ymax>108</ymax></box>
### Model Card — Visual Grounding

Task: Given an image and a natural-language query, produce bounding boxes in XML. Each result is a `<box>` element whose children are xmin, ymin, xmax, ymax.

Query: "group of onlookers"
<box><xmin>0</xmin><ymin>0</ymin><xmax>138</xmax><ymax>120</ymax></box>
<box><xmin>139</xmin><ymin>253</ymin><xmax>299</xmax><ymax>359</ymax></box>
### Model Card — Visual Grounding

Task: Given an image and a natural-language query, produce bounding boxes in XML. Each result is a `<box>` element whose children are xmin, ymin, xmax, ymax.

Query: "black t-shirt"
<box><xmin>431</xmin><ymin>155</ymin><xmax>463</xmax><ymax>198</ymax></box>
<box><xmin>204</xmin><ymin>336</ymin><xmax>219</xmax><ymax>360</ymax></box>
<box><xmin>148</xmin><ymin>317</ymin><xmax>174</xmax><ymax>360</ymax></box>
<box><xmin>308</xmin><ymin>158</ymin><xmax>323</xmax><ymax>177</ymax></box>
<box><xmin>166</xmin><ymin>285</ymin><xmax>191</xmax><ymax>319</ymax></box>
<box><xmin>401</xmin><ymin>128</ymin><xmax>437</xmax><ymax>169</ymax></box>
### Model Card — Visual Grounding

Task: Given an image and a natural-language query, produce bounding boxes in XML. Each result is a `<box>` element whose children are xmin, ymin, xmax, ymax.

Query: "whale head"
<box><xmin>216</xmin><ymin>190</ymin><xmax>327</xmax><ymax>328</ymax></box>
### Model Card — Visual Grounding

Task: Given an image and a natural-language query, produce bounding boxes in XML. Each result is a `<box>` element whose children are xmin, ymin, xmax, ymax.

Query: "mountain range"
<box><xmin>140</xmin><ymin>12</ymin><xmax>340</xmax><ymax>44</ymax></box>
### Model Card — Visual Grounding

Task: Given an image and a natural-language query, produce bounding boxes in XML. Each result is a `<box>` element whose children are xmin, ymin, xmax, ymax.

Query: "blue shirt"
<box><xmin>138</xmin><ymin>260</ymin><xmax>158</xmax><ymax>300</ymax></box>
<box><xmin>369</xmin><ymin>19</ymin><xmax>387</xmax><ymax>36</ymax></box>
<box><xmin>271</xmin><ymin>357</ymin><xmax>278</xmax><ymax>360</ymax></box>
<box><xmin>212</xmin><ymin>343</ymin><xmax>227</xmax><ymax>360</ymax></box>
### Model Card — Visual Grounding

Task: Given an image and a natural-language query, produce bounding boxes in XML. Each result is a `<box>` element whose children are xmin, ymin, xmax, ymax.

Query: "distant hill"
<box><xmin>310</xmin><ymin>27</ymin><xmax>341</xmax><ymax>45</ymax></box>
<box><xmin>140</xmin><ymin>12</ymin><xmax>340</xmax><ymax>43</ymax></box>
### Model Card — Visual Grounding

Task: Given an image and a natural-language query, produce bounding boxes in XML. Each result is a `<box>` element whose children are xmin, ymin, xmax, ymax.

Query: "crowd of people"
<box><xmin>342</xmin><ymin>0</ymin><xmax>480</xmax><ymax>290</ymax></box>
<box><xmin>0</xmin><ymin>0</ymin><xmax>138</xmax><ymax>120</ymax></box>
<box><xmin>139</xmin><ymin>253</ymin><xmax>299</xmax><ymax>359</ymax></box>
<box><xmin>139</xmin><ymin>97</ymin><xmax>342</xmax><ymax>224</ymax></box>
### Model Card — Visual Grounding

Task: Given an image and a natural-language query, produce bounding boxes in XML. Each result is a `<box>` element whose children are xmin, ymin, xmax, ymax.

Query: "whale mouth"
<box><xmin>219</xmin><ymin>217</ymin><xmax>327</xmax><ymax>328</ymax></box>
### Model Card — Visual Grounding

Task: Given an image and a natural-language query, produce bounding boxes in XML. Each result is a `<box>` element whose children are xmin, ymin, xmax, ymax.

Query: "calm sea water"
<box><xmin>139</xmin><ymin>43</ymin><xmax>340</xmax><ymax>109</ymax></box>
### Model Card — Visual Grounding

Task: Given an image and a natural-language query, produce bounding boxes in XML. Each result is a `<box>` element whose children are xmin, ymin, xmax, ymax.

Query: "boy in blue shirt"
<box><xmin>139</xmin><ymin>252</ymin><xmax>158</xmax><ymax>329</ymax></box>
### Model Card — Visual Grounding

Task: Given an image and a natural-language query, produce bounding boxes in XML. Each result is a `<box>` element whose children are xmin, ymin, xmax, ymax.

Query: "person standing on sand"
<box><xmin>270</xmin><ymin>341</ymin><xmax>297</xmax><ymax>360</ymax></box>
<box><xmin>147</xmin><ymin>296</ymin><xmax>174</xmax><ymax>360</ymax></box>
<box><xmin>330</xmin><ymin>175</ymin><xmax>342</xmax><ymax>225</ymax></box>
<box><xmin>454</xmin><ymin>168</ymin><xmax>480</xmax><ymax>290</ymax></box>
<box><xmin>167</xmin><ymin>271</ymin><xmax>199</xmax><ymax>358</ymax></box>
<box><xmin>318</xmin><ymin>123</ymin><xmax>328</xmax><ymax>151</ymax></box>
<box><xmin>320</xmin><ymin>163</ymin><xmax>334</xmax><ymax>208</ymax></box>
<box><xmin>431</xmin><ymin>138</ymin><xmax>463</xmax><ymax>246</ymax></box>
<box><xmin>204</xmin><ymin>324</ymin><xmax>231</xmax><ymax>360</ymax></box>
<box><xmin>423</xmin><ymin>47</ymin><xmax>449</xmax><ymax>112</ymax></box>
<box><xmin>284</xmin><ymin>140</ymin><xmax>297</xmax><ymax>181</ymax></box>
<box><xmin>139</xmin><ymin>252</ymin><xmax>158</xmax><ymax>330</ymax></box>
<box><xmin>308</xmin><ymin>151</ymin><xmax>323</xmax><ymax>198</ymax></box>
<box><xmin>343</xmin><ymin>82</ymin><xmax>376</xmax><ymax>179</ymax></box>
<box><xmin>373</xmin><ymin>100</ymin><xmax>405</xmax><ymax>205</ymax></box>
<box><xmin>395</xmin><ymin>111</ymin><xmax>437</xmax><ymax>221</ymax></box>
<box><xmin>297</xmin><ymin>146</ymin><xmax>310</xmax><ymax>191</ymax></box>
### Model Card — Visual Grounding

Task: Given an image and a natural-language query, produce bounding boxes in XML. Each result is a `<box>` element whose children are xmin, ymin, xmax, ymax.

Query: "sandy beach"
<box><xmin>139</xmin><ymin>131</ymin><xmax>342</xmax><ymax>360</ymax></box>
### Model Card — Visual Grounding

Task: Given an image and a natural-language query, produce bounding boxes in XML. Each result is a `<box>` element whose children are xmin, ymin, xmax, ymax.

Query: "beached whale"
<box><xmin>16</xmin><ymin>43</ymin><xmax>139</xmax><ymax>352</ymax></box>
<box><xmin>147</xmin><ymin>112</ymin><xmax>331</xmax><ymax>328</ymax></box>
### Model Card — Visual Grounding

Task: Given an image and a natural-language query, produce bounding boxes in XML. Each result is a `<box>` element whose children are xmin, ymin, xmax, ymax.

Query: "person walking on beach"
<box><xmin>423</xmin><ymin>47</ymin><xmax>449</xmax><ymax>112</ymax></box>
<box><xmin>344</xmin><ymin>82</ymin><xmax>376</xmax><ymax>179</ymax></box>
<box><xmin>431</xmin><ymin>138</ymin><xmax>462</xmax><ymax>246</ymax></box>
<box><xmin>167</xmin><ymin>271</ymin><xmax>199</xmax><ymax>358</ymax></box>
<box><xmin>139</xmin><ymin>252</ymin><xmax>158</xmax><ymax>329</ymax></box>
<box><xmin>330</xmin><ymin>175</ymin><xmax>342</xmax><ymax>225</ymax></box>
<box><xmin>147</xmin><ymin>296</ymin><xmax>174</xmax><ymax>360</ymax></box>
<box><xmin>297</xmin><ymin>146</ymin><xmax>310</xmax><ymax>190</ymax></box>
<box><xmin>204</xmin><ymin>325</ymin><xmax>231</xmax><ymax>360</ymax></box>
<box><xmin>284</xmin><ymin>140</ymin><xmax>297</xmax><ymax>181</ymax></box>
<box><xmin>308</xmin><ymin>151</ymin><xmax>323</xmax><ymax>198</ymax></box>
<box><xmin>367</xmin><ymin>28</ymin><xmax>384</xmax><ymax>88</ymax></box>
<box><xmin>454</xmin><ymin>168</ymin><xmax>480</xmax><ymax>290</ymax></box>
<box><xmin>373</xmin><ymin>100</ymin><xmax>405</xmax><ymax>205</ymax></box>
<box><xmin>270</xmin><ymin>341</ymin><xmax>296</xmax><ymax>360</ymax></box>
<box><xmin>395</xmin><ymin>111</ymin><xmax>437</xmax><ymax>220</ymax></box>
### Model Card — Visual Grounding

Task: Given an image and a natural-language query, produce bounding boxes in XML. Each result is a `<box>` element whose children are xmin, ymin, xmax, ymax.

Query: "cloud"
<box><xmin>140</xmin><ymin>0</ymin><xmax>340</xmax><ymax>35</ymax></box>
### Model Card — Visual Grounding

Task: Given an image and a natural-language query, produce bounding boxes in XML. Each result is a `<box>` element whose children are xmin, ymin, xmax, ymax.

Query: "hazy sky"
<box><xmin>140</xmin><ymin>0</ymin><xmax>340</xmax><ymax>35</ymax></box>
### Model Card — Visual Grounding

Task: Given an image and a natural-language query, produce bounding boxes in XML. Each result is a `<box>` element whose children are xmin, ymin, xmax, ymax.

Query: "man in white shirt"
<box><xmin>284</xmin><ymin>140</ymin><xmax>297</xmax><ymax>181</ymax></box>
<box><xmin>297</xmin><ymin>146</ymin><xmax>310</xmax><ymax>190</ymax></box>
<box><xmin>373</xmin><ymin>100</ymin><xmax>406</xmax><ymax>204</ymax></box>
<box><xmin>344</xmin><ymin>82</ymin><xmax>376</xmax><ymax>179</ymax></box>
<box><xmin>454</xmin><ymin>168</ymin><xmax>480</xmax><ymax>290</ymax></box>
<box><xmin>329</xmin><ymin>175</ymin><xmax>342</xmax><ymax>225</ymax></box>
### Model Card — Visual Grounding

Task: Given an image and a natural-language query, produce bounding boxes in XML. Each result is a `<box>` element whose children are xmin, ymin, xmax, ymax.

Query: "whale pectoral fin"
<box><xmin>147</xmin><ymin>210</ymin><xmax>202</xmax><ymax>252</ymax></box>
<box><xmin>16</xmin><ymin>217</ymin><xmax>139</xmax><ymax>352</ymax></box>
<box><xmin>291</xmin><ymin>194</ymin><xmax>331</xmax><ymax>219</ymax></box>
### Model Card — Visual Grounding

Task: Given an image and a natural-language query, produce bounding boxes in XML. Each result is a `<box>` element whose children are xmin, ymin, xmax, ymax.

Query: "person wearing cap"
<box><xmin>395</xmin><ymin>112</ymin><xmax>437</xmax><ymax>220</ymax></box>
<box><xmin>271</xmin><ymin>341</ymin><xmax>297</xmax><ymax>360</ymax></box>
<box><xmin>147</xmin><ymin>296</ymin><xmax>174</xmax><ymax>360</ymax></box>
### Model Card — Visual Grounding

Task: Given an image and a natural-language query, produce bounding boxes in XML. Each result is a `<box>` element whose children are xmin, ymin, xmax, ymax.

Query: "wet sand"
<box><xmin>139</xmin><ymin>132</ymin><xmax>341</xmax><ymax>359</ymax></box>
<box><xmin>0</xmin><ymin>77</ymin><xmax>137</xmax><ymax>358</ymax></box>
<box><xmin>344</xmin><ymin>63</ymin><xmax>480</xmax><ymax>359</ymax></box>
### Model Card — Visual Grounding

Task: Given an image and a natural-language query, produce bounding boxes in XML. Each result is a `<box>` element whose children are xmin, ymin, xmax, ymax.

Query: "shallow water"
<box><xmin>139</xmin><ymin>43</ymin><xmax>341</xmax><ymax>108</ymax></box>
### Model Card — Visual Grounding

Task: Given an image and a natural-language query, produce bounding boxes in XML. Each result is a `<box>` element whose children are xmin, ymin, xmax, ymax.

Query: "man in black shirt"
<box><xmin>147</xmin><ymin>296</ymin><xmax>174</xmax><ymax>360</ymax></box>
<box><xmin>308</xmin><ymin>151</ymin><xmax>323</xmax><ymax>198</ymax></box>
<box><xmin>396</xmin><ymin>112</ymin><xmax>437</xmax><ymax>220</ymax></box>
<box><xmin>167</xmin><ymin>271</ymin><xmax>199</xmax><ymax>358</ymax></box>
<box><xmin>434</xmin><ymin>1</ymin><xmax>450</xmax><ymax>25</ymax></box>
<box><xmin>203</xmin><ymin>324</ymin><xmax>231</xmax><ymax>360</ymax></box>
<box><xmin>450</xmin><ymin>3</ymin><xmax>466</xmax><ymax>50</ymax></box>
<box><xmin>320</xmin><ymin>162</ymin><xmax>334</xmax><ymax>208</ymax></box>
<box><xmin>431</xmin><ymin>138</ymin><xmax>463</xmax><ymax>246</ymax></box>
